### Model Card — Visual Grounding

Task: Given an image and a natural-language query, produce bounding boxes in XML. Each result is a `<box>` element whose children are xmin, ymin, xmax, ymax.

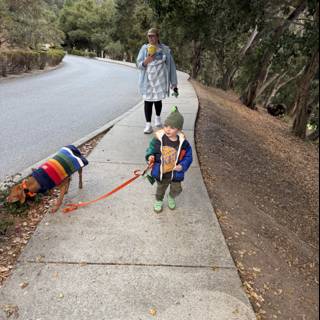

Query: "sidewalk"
<box><xmin>0</xmin><ymin>69</ymin><xmax>256</xmax><ymax>319</ymax></box>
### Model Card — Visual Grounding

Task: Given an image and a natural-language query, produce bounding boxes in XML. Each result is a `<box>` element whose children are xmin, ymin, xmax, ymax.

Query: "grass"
<box><xmin>0</xmin><ymin>187</ymin><xmax>29</xmax><ymax>216</ymax></box>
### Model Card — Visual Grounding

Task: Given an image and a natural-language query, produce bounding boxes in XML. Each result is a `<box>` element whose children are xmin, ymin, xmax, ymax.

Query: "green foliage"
<box><xmin>104</xmin><ymin>40</ymin><xmax>123</xmax><ymax>60</ymax></box>
<box><xmin>0</xmin><ymin>48</ymin><xmax>65</xmax><ymax>76</ymax></box>
<box><xmin>0</xmin><ymin>219</ymin><xmax>13</xmax><ymax>235</ymax></box>
<box><xmin>47</xmin><ymin>48</ymin><xmax>66</xmax><ymax>65</ymax></box>
<box><xmin>0</xmin><ymin>0</ymin><xmax>65</xmax><ymax>49</ymax></box>
<box><xmin>0</xmin><ymin>187</ymin><xmax>28</xmax><ymax>218</ymax></box>
<box><xmin>59</xmin><ymin>0</ymin><xmax>115</xmax><ymax>52</ymax></box>
<box><xmin>69</xmin><ymin>48</ymin><xmax>97</xmax><ymax>58</ymax></box>
<box><xmin>107</xmin><ymin>0</ymin><xmax>155</xmax><ymax>60</ymax></box>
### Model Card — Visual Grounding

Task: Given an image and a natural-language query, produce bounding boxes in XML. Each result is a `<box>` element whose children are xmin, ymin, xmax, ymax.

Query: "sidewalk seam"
<box><xmin>22</xmin><ymin>260</ymin><xmax>237</xmax><ymax>270</ymax></box>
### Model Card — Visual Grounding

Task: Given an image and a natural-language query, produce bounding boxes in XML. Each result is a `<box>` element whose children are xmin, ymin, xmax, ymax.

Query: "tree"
<box><xmin>0</xmin><ymin>0</ymin><xmax>10</xmax><ymax>47</ymax></box>
<box><xmin>292</xmin><ymin>3</ymin><xmax>319</xmax><ymax>138</ymax></box>
<box><xmin>0</xmin><ymin>0</ymin><xmax>64</xmax><ymax>49</ymax></box>
<box><xmin>241</xmin><ymin>0</ymin><xmax>308</xmax><ymax>109</ymax></box>
<box><xmin>112</xmin><ymin>0</ymin><xmax>154</xmax><ymax>61</ymax></box>
<box><xmin>147</xmin><ymin>0</ymin><xmax>218</xmax><ymax>78</ymax></box>
<box><xmin>59</xmin><ymin>0</ymin><xmax>114</xmax><ymax>53</ymax></box>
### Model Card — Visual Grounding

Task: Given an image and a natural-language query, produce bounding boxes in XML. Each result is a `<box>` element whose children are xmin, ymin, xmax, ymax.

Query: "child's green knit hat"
<box><xmin>164</xmin><ymin>106</ymin><xmax>184</xmax><ymax>130</ymax></box>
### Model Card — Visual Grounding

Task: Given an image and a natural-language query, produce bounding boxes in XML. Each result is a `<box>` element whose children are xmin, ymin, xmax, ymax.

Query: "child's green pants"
<box><xmin>155</xmin><ymin>175</ymin><xmax>182</xmax><ymax>201</ymax></box>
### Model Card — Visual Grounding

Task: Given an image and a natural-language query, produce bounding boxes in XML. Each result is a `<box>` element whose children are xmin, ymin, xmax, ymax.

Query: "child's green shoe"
<box><xmin>154</xmin><ymin>200</ymin><xmax>163</xmax><ymax>213</ymax></box>
<box><xmin>168</xmin><ymin>194</ymin><xmax>176</xmax><ymax>210</ymax></box>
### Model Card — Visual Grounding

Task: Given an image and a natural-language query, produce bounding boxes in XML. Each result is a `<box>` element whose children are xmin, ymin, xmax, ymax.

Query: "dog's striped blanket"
<box><xmin>32</xmin><ymin>145</ymin><xmax>89</xmax><ymax>193</ymax></box>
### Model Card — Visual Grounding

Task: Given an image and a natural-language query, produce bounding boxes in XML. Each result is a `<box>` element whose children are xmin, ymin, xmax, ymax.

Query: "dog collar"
<box><xmin>22</xmin><ymin>180</ymin><xmax>36</xmax><ymax>198</ymax></box>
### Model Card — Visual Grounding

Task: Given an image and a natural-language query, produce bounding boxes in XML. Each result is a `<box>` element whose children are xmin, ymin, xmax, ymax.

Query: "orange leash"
<box><xmin>62</xmin><ymin>166</ymin><xmax>150</xmax><ymax>214</ymax></box>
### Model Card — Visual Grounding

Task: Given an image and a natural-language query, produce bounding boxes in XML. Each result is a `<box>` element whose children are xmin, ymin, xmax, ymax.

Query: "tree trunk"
<box><xmin>242</xmin><ymin>0</ymin><xmax>307</xmax><ymax>109</ymax></box>
<box><xmin>264</xmin><ymin>73</ymin><xmax>287</xmax><ymax>108</ymax></box>
<box><xmin>221</xmin><ymin>26</ymin><xmax>259</xmax><ymax>90</ymax></box>
<box><xmin>191</xmin><ymin>40</ymin><xmax>202</xmax><ymax>79</ymax></box>
<box><xmin>292</xmin><ymin>49</ymin><xmax>319</xmax><ymax>138</ymax></box>
<box><xmin>264</xmin><ymin>68</ymin><xmax>304</xmax><ymax>108</ymax></box>
<box><xmin>256</xmin><ymin>72</ymin><xmax>280</xmax><ymax>99</ymax></box>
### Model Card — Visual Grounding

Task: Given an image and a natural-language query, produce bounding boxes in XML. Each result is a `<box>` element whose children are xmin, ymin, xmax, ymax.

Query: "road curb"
<box><xmin>0</xmin><ymin>100</ymin><xmax>143</xmax><ymax>189</ymax></box>
<box><xmin>95</xmin><ymin>57</ymin><xmax>137</xmax><ymax>69</ymax></box>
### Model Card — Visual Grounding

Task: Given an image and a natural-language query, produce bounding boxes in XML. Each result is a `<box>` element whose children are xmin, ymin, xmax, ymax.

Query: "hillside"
<box><xmin>193</xmin><ymin>80</ymin><xmax>319</xmax><ymax>319</ymax></box>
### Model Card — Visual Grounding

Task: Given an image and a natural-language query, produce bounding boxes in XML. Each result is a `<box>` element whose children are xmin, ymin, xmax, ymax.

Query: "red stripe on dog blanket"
<box><xmin>41</xmin><ymin>161</ymin><xmax>63</xmax><ymax>186</ymax></box>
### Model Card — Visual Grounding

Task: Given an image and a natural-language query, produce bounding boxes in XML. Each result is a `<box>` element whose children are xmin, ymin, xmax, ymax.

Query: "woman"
<box><xmin>137</xmin><ymin>28</ymin><xmax>178</xmax><ymax>134</ymax></box>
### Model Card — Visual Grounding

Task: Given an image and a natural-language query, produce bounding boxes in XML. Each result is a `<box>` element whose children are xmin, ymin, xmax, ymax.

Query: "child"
<box><xmin>145</xmin><ymin>107</ymin><xmax>193</xmax><ymax>213</ymax></box>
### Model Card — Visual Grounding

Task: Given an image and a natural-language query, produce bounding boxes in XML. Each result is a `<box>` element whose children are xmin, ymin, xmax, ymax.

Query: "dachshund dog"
<box><xmin>7</xmin><ymin>145</ymin><xmax>88</xmax><ymax>213</ymax></box>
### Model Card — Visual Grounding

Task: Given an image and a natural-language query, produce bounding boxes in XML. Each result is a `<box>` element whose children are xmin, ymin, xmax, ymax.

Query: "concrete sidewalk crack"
<box><xmin>23</xmin><ymin>260</ymin><xmax>236</xmax><ymax>270</ymax></box>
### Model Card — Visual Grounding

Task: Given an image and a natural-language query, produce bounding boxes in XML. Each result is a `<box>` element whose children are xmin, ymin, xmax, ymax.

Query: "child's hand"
<box><xmin>144</xmin><ymin>55</ymin><xmax>154</xmax><ymax>65</ymax></box>
<box><xmin>148</xmin><ymin>155</ymin><xmax>155</xmax><ymax>167</ymax></box>
<box><xmin>174</xmin><ymin>164</ymin><xmax>183</xmax><ymax>172</ymax></box>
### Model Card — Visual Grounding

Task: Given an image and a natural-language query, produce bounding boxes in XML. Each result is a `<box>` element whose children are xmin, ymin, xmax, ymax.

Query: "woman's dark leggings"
<box><xmin>144</xmin><ymin>100</ymin><xmax>162</xmax><ymax>122</ymax></box>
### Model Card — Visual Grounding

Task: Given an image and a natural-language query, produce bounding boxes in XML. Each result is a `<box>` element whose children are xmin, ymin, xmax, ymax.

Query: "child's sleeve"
<box><xmin>179</xmin><ymin>142</ymin><xmax>193</xmax><ymax>172</ymax></box>
<box><xmin>145</xmin><ymin>138</ymin><xmax>159</xmax><ymax>161</ymax></box>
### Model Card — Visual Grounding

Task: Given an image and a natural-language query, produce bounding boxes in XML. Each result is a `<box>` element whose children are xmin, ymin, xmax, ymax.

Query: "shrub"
<box><xmin>46</xmin><ymin>49</ymin><xmax>65</xmax><ymax>66</ymax></box>
<box><xmin>69</xmin><ymin>49</ymin><xmax>97</xmax><ymax>58</ymax></box>
<box><xmin>0</xmin><ymin>48</ymin><xmax>65</xmax><ymax>77</ymax></box>
<box><xmin>87</xmin><ymin>51</ymin><xmax>97</xmax><ymax>58</ymax></box>
<box><xmin>104</xmin><ymin>41</ymin><xmax>123</xmax><ymax>60</ymax></box>
<box><xmin>69</xmin><ymin>49</ymin><xmax>85</xmax><ymax>56</ymax></box>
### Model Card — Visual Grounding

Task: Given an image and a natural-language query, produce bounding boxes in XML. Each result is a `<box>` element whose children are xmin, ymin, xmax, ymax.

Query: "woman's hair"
<box><xmin>147</xmin><ymin>28</ymin><xmax>160</xmax><ymax>38</ymax></box>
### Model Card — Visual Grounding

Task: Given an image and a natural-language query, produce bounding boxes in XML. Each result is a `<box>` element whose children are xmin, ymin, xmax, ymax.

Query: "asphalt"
<box><xmin>0</xmin><ymin>55</ymin><xmax>140</xmax><ymax>182</ymax></box>
<box><xmin>0</xmin><ymin>63</ymin><xmax>256</xmax><ymax>320</ymax></box>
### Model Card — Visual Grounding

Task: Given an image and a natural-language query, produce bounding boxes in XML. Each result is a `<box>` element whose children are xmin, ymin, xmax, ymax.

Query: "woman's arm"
<box><xmin>136</xmin><ymin>45</ymin><xmax>147</xmax><ymax>70</ymax></box>
<box><xmin>169</xmin><ymin>50</ymin><xmax>178</xmax><ymax>87</ymax></box>
<box><xmin>137</xmin><ymin>45</ymin><xmax>154</xmax><ymax>70</ymax></box>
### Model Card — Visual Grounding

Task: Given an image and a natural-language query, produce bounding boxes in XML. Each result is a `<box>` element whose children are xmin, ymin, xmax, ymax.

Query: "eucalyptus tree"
<box><xmin>291</xmin><ymin>2</ymin><xmax>319</xmax><ymax>138</ymax></box>
<box><xmin>59</xmin><ymin>0</ymin><xmax>114</xmax><ymax>53</ymax></box>
<box><xmin>241</xmin><ymin>0</ymin><xmax>308</xmax><ymax>109</ymax></box>
<box><xmin>1</xmin><ymin>0</ymin><xmax>64</xmax><ymax>49</ymax></box>
<box><xmin>112</xmin><ymin>0</ymin><xmax>154</xmax><ymax>61</ymax></box>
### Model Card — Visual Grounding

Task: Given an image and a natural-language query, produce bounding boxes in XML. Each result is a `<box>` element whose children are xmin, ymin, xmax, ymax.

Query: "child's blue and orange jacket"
<box><xmin>145</xmin><ymin>129</ymin><xmax>193</xmax><ymax>182</ymax></box>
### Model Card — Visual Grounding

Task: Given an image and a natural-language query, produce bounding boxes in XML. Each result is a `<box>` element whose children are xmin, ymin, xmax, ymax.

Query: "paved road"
<box><xmin>0</xmin><ymin>55</ymin><xmax>141</xmax><ymax>182</ymax></box>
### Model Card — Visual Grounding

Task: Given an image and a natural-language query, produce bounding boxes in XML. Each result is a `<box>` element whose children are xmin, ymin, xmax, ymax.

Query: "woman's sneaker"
<box><xmin>154</xmin><ymin>116</ymin><xmax>162</xmax><ymax>128</ymax></box>
<box><xmin>154</xmin><ymin>200</ymin><xmax>163</xmax><ymax>213</ymax></box>
<box><xmin>144</xmin><ymin>123</ymin><xmax>153</xmax><ymax>134</ymax></box>
<box><xmin>168</xmin><ymin>194</ymin><xmax>176</xmax><ymax>210</ymax></box>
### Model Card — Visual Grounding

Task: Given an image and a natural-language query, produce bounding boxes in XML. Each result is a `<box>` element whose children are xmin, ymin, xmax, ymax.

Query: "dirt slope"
<box><xmin>193</xmin><ymin>80</ymin><xmax>319</xmax><ymax>320</ymax></box>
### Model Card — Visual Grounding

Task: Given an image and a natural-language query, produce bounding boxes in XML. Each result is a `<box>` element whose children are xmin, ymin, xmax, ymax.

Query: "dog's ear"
<box><xmin>7</xmin><ymin>184</ymin><xmax>26</xmax><ymax>204</ymax></box>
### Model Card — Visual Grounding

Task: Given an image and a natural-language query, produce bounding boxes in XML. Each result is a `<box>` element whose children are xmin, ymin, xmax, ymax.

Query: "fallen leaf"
<box><xmin>19</xmin><ymin>282</ymin><xmax>29</xmax><ymax>289</ymax></box>
<box><xmin>0</xmin><ymin>266</ymin><xmax>9</xmax><ymax>273</ymax></box>
<box><xmin>149</xmin><ymin>307</ymin><xmax>157</xmax><ymax>316</ymax></box>
<box><xmin>0</xmin><ymin>304</ymin><xmax>19</xmax><ymax>318</ymax></box>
